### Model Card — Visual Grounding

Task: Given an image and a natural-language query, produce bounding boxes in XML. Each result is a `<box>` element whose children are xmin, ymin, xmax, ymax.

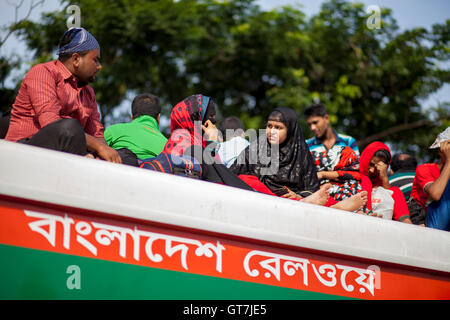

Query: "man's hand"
<box><xmin>425</xmin><ymin>139</ymin><xmax>450</xmax><ymax>201</ymax></box>
<box><xmin>85</xmin><ymin>134</ymin><xmax>122</xmax><ymax>164</ymax></box>
<box><xmin>440</xmin><ymin>140</ymin><xmax>450</xmax><ymax>161</ymax></box>
<box><xmin>96</xmin><ymin>143</ymin><xmax>122</xmax><ymax>163</ymax></box>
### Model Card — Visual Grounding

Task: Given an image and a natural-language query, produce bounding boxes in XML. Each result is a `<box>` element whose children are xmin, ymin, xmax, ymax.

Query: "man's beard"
<box><xmin>316</xmin><ymin>131</ymin><xmax>326</xmax><ymax>140</ymax></box>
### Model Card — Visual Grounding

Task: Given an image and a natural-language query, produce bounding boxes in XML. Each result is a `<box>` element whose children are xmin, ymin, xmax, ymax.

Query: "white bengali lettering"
<box><xmin>312</xmin><ymin>264</ymin><xmax>337</xmax><ymax>287</ymax></box>
<box><xmin>244</xmin><ymin>250</ymin><xmax>377</xmax><ymax>296</ymax></box>
<box><xmin>75</xmin><ymin>221</ymin><xmax>97</xmax><ymax>256</ymax></box>
<box><xmin>243</xmin><ymin>250</ymin><xmax>309</xmax><ymax>285</ymax></box>
<box><xmin>137</xmin><ymin>230</ymin><xmax>224</xmax><ymax>272</ymax></box>
<box><xmin>92</xmin><ymin>222</ymin><xmax>141</xmax><ymax>260</ymax></box>
<box><xmin>25</xmin><ymin>210</ymin><xmax>74</xmax><ymax>249</ymax></box>
<box><xmin>166</xmin><ymin>240</ymin><xmax>190</xmax><ymax>270</ymax></box>
<box><xmin>284</xmin><ymin>259</ymin><xmax>310</xmax><ymax>286</ymax></box>
<box><xmin>24</xmin><ymin>211</ymin><xmax>223</xmax><ymax>273</ymax></box>
<box><xmin>195</xmin><ymin>242</ymin><xmax>225</xmax><ymax>273</ymax></box>
<box><xmin>336</xmin><ymin>264</ymin><xmax>376</xmax><ymax>296</ymax></box>
<box><xmin>23</xmin><ymin>211</ymin><xmax>378</xmax><ymax>296</ymax></box>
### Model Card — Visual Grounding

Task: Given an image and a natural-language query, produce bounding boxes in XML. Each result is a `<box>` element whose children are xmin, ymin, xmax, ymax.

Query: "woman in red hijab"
<box><xmin>163</xmin><ymin>94</ymin><xmax>216</xmax><ymax>156</ymax></box>
<box><xmin>162</xmin><ymin>94</ymin><xmax>254</xmax><ymax>191</ymax></box>
<box><xmin>359</xmin><ymin>142</ymin><xmax>412</xmax><ymax>223</ymax></box>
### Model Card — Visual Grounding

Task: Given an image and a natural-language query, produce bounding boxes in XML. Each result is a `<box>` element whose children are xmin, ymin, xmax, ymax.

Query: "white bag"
<box><xmin>371</xmin><ymin>187</ymin><xmax>395</xmax><ymax>220</ymax></box>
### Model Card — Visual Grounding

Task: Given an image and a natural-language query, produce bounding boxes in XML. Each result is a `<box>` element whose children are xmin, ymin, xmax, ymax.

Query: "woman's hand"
<box><xmin>317</xmin><ymin>171</ymin><xmax>339</xmax><ymax>181</ymax></box>
<box><xmin>317</xmin><ymin>171</ymin><xmax>325</xmax><ymax>180</ymax></box>
<box><xmin>375</xmin><ymin>161</ymin><xmax>391</xmax><ymax>188</ymax></box>
<box><xmin>281</xmin><ymin>187</ymin><xmax>303</xmax><ymax>200</ymax></box>
<box><xmin>202</xmin><ymin>120</ymin><xmax>219</xmax><ymax>142</ymax></box>
<box><xmin>375</xmin><ymin>161</ymin><xmax>388</xmax><ymax>179</ymax></box>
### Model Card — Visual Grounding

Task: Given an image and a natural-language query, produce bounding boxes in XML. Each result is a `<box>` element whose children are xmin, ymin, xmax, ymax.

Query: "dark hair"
<box><xmin>304</xmin><ymin>103</ymin><xmax>328</xmax><ymax>118</ymax></box>
<box><xmin>131</xmin><ymin>93</ymin><xmax>161</xmax><ymax>119</ymax></box>
<box><xmin>373</xmin><ymin>149</ymin><xmax>391</xmax><ymax>165</ymax></box>
<box><xmin>58</xmin><ymin>29</ymin><xmax>89</xmax><ymax>62</ymax></box>
<box><xmin>267</xmin><ymin>110</ymin><xmax>285</xmax><ymax>124</ymax></box>
<box><xmin>219</xmin><ymin>116</ymin><xmax>245</xmax><ymax>141</ymax></box>
<box><xmin>390</xmin><ymin>154</ymin><xmax>417</xmax><ymax>172</ymax></box>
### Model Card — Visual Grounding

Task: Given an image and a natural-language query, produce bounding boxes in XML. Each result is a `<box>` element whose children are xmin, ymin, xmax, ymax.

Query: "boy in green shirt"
<box><xmin>105</xmin><ymin>94</ymin><xmax>168</xmax><ymax>160</ymax></box>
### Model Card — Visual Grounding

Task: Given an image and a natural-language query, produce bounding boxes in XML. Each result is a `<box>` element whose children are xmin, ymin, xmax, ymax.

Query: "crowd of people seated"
<box><xmin>1</xmin><ymin>27</ymin><xmax>449</xmax><ymax>231</ymax></box>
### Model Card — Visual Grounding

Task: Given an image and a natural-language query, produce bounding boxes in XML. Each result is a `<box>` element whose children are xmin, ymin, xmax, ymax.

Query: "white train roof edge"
<box><xmin>0</xmin><ymin>140</ymin><xmax>449</xmax><ymax>273</ymax></box>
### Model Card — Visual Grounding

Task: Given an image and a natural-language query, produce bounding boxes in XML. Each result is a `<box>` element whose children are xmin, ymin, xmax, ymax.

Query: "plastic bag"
<box><xmin>371</xmin><ymin>187</ymin><xmax>395</xmax><ymax>220</ymax></box>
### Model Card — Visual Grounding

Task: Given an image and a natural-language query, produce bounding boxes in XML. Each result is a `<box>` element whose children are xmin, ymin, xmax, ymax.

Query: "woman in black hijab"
<box><xmin>231</xmin><ymin>107</ymin><xmax>369</xmax><ymax>210</ymax></box>
<box><xmin>230</xmin><ymin>107</ymin><xmax>320</xmax><ymax>199</ymax></box>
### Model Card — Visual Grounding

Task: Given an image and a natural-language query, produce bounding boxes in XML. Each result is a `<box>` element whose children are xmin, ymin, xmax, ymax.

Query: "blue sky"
<box><xmin>2</xmin><ymin>0</ymin><xmax>449</xmax><ymax>57</ymax></box>
<box><xmin>259</xmin><ymin>0</ymin><xmax>450</xmax><ymax>30</ymax></box>
<box><xmin>1</xmin><ymin>0</ymin><xmax>449</xmax><ymax>111</ymax></box>
<box><xmin>257</xmin><ymin>0</ymin><xmax>450</xmax><ymax>110</ymax></box>
<box><xmin>261</xmin><ymin>0</ymin><xmax>450</xmax><ymax>111</ymax></box>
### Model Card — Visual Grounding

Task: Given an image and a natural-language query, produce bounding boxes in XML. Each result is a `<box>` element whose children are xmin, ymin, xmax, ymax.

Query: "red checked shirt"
<box><xmin>6</xmin><ymin>60</ymin><xmax>104</xmax><ymax>142</ymax></box>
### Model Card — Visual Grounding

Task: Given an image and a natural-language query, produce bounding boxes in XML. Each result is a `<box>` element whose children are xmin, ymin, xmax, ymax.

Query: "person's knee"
<box><xmin>55</xmin><ymin>118</ymin><xmax>84</xmax><ymax>138</ymax></box>
<box><xmin>116</xmin><ymin>148</ymin><xmax>139</xmax><ymax>166</ymax></box>
<box><xmin>52</xmin><ymin>119</ymin><xmax>86</xmax><ymax>155</ymax></box>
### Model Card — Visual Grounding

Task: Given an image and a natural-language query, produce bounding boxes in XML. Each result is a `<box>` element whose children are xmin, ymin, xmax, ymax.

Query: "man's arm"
<box><xmin>424</xmin><ymin>141</ymin><xmax>450</xmax><ymax>201</ymax></box>
<box><xmin>82</xmin><ymin>87</ymin><xmax>121</xmax><ymax>163</ymax></box>
<box><xmin>85</xmin><ymin>134</ymin><xmax>122</xmax><ymax>163</ymax></box>
<box><xmin>26</xmin><ymin>64</ymin><xmax>63</xmax><ymax>127</ymax></box>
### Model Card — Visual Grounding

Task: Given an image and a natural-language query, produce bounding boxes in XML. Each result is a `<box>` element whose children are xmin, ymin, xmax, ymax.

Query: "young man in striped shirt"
<box><xmin>5</xmin><ymin>28</ymin><xmax>122</xmax><ymax>164</ymax></box>
<box><xmin>388</xmin><ymin>153</ymin><xmax>417</xmax><ymax>201</ymax></box>
<box><xmin>304</xmin><ymin>104</ymin><xmax>360</xmax><ymax>156</ymax></box>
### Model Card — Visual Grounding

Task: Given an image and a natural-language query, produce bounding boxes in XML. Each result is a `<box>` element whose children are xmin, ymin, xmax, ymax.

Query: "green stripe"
<box><xmin>0</xmin><ymin>244</ymin><xmax>351</xmax><ymax>300</ymax></box>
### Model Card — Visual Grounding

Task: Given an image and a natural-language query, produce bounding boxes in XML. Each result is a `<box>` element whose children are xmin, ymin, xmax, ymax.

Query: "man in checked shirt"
<box><xmin>5</xmin><ymin>28</ymin><xmax>123</xmax><ymax>164</ymax></box>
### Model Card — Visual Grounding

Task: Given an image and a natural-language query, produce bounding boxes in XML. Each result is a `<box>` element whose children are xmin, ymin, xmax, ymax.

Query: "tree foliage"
<box><xmin>2</xmin><ymin>0</ymin><xmax>449</xmax><ymax>160</ymax></box>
